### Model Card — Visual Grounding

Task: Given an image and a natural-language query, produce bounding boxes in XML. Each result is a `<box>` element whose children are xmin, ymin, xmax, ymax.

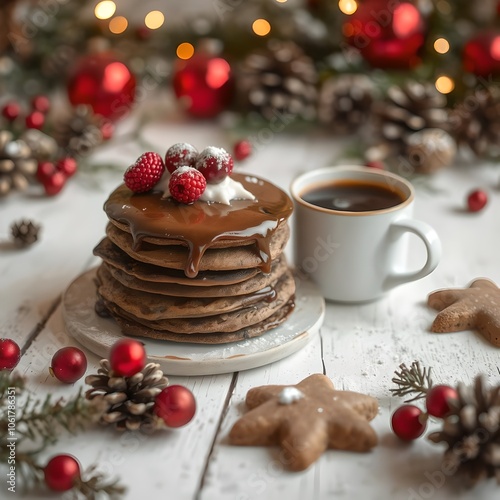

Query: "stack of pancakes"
<box><xmin>93</xmin><ymin>173</ymin><xmax>296</xmax><ymax>344</ymax></box>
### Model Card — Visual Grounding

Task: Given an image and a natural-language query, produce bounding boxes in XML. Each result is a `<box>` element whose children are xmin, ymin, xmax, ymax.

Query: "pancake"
<box><xmin>101</xmin><ymin>257</ymin><xmax>287</xmax><ymax>298</ymax></box>
<box><xmin>106</xmin><ymin>222</ymin><xmax>290</xmax><ymax>275</ymax></box>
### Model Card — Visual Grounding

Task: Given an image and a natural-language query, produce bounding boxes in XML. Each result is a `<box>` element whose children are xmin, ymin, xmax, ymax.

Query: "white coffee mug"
<box><xmin>290</xmin><ymin>166</ymin><xmax>441</xmax><ymax>303</ymax></box>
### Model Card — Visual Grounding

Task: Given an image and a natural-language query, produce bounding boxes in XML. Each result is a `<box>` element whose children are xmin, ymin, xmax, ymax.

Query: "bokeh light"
<box><xmin>252</xmin><ymin>19</ymin><xmax>271</xmax><ymax>36</ymax></box>
<box><xmin>145</xmin><ymin>11</ymin><xmax>165</xmax><ymax>30</ymax></box>
<box><xmin>176</xmin><ymin>42</ymin><xmax>195</xmax><ymax>60</ymax></box>
<box><xmin>338</xmin><ymin>0</ymin><xmax>358</xmax><ymax>15</ymax></box>
<box><xmin>435</xmin><ymin>76</ymin><xmax>454</xmax><ymax>94</ymax></box>
<box><xmin>109</xmin><ymin>16</ymin><xmax>128</xmax><ymax>35</ymax></box>
<box><xmin>434</xmin><ymin>38</ymin><xmax>450</xmax><ymax>54</ymax></box>
<box><xmin>94</xmin><ymin>1</ymin><xmax>116</xmax><ymax>20</ymax></box>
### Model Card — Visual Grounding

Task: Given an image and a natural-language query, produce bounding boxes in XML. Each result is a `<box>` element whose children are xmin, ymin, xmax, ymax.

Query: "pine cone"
<box><xmin>318</xmin><ymin>74</ymin><xmax>374</xmax><ymax>133</ymax></box>
<box><xmin>85</xmin><ymin>359</ymin><xmax>169</xmax><ymax>432</ymax></box>
<box><xmin>10</xmin><ymin>219</ymin><xmax>41</xmax><ymax>247</ymax></box>
<box><xmin>428</xmin><ymin>377</ymin><xmax>500</xmax><ymax>485</ymax></box>
<box><xmin>0</xmin><ymin>130</ymin><xmax>37</xmax><ymax>196</ymax></box>
<box><xmin>450</xmin><ymin>87</ymin><xmax>500</xmax><ymax>157</ymax></box>
<box><xmin>373</xmin><ymin>81</ymin><xmax>449</xmax><ymax>154</ymax></box>
<box><xmin>239</xmin><ymin>40</ymin><xmax>318</xmax><ymax>121</ymax></box>
<box><xmin>54</xmin><ymin>105</ymin><xmax>104</xmax><ymax>158</ymax></box>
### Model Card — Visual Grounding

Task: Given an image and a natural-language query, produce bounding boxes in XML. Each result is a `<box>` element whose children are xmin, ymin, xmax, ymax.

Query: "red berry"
<box><xmin>31</xmin><ymin>95</ymin><xmax>50</xmax><ymax>114</ymax></box>
<box><xmin>124</xmin><ymin>152</ymin><xmax>165</xmax><ymax>193</ymax></box>
<box><xmin>56</xmin><ymin>157</ymin><xmax>78</xmax><ymax>177</ymax></box>
<box><xmin>164</xmin><ymin>143</ymin><xmax>198</xmax><ymax>174</ymax></box>
<box><xmin>169</xmin><ymin>166</ymin><xmax>207</xmax><ymax>204</ymax></box>
<box><xmin>233</xmin><ymin>139</ymin><xmax>252</xmax><ymax>161</ymax></box>
<box><xmin>425</xmin><ymin>385</ymin><xmax>458</xmax><ymax>418</ymax></box>
<box><xmin>467</xmin><ymin>189</ymin><xmax>488</xmax><ymax>212</ymax></box>
<box><xmin>50</xmin><ymin>347</ymin><xmax>87</xmax><ymax>384</ymax></box>
<box><xmin>109</xmin><ymin>339</ymin><xmax>146</xmax><ymax>377</ymax></box>
<box><xmin>391</xmin><ymin>405</ymin><xmax>427</xmax><ymax>441</ymax></box>
<box><xmin>2</xmin><ymin>101</ymin><xmax>20</xmax><ymax>121</ymax></box>
<box><xmin>37</xmin><ymin>161</ymin><xmax>56</xmax><ymax>182</ymax></box>
<box><xmin>25</xmin><ymin>111</ymin><xmax>45</xmax><ymax>130</ymax></box>
<box><xmin>100</xmin><ymin>121</ymin><xmax>114</xmax><ymax>140</ymax></box>
<box><xmin>44</xmin><ymin>454</ymin><xmax>80</xmax><ymax>492</ymax></box>
<box><xmin>0</xmin><ymin>338</ymin><xmax>21</xmax><ymax>370</ymax></box>
<box><xmin>43</xmin><ymin>171</ymin><xmax>66</xmax><ymax>196</ymax></box>
<box><xmin>154</xmin><ymin>385</ymin><xmax>196</xmax><ymax>428</ymax></box>
<box><xmin>195</xmin><ymin>146</ymin><xmax>233</xmax><ymax>184</ymax></box>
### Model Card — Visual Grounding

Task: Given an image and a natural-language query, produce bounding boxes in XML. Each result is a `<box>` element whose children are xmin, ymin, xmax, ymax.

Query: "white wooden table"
<box><xmin>2</xmin><ymin>111</ymin><xmax>499</xmax><ymax>500</ymax></box>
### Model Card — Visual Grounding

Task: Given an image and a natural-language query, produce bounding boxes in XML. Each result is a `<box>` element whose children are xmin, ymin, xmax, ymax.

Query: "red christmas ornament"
<box><xmin>154</xmin><ymin>385</ymin><xmax>196</xmax><ymax>428</ymax></box>
<box><xmin>2</xmin><ymin>101</ymin><xmax>20</xmax><ymax>121</ymax></box>
<box><xmin>109</xmin><ymin>338</ymin><xmax>146</xmax><ymax>377</ymax></box>
<box><xmin>463</xmin><ymin>33</ymin><xmax>500</xmax><ymax>77</ymax></box>
<box><xmin>467</xmin><ymin>189</ymin><xmax>488</xmax><ymax>212</ymax></box>
<box><xmin>365</xmin><ymin>160</ymin><xmax>385</xmax><ymax>170</ymax></box>
<box><xmin>344</xmin><ymin>0</ymin><xmax>425</xmax><ymax>69</ymax></box>
<box><xmin>0</xmin><ymin>338</ymin><xmax>21</xmax><ymax>370</ymax></box>
<box><xmin>31</xmin><ymin>95</ymin><xmax>50</xmax><ymax>114</ymax></box>
<box><xmin>26</xmin><ymin>111</ymin><xmax>45</xmax><ymax>130</ymax></box>
<box><xmin>425</xmin><ymin>385</ymin><xmax>458</xmax><ymax>418</ymax></box>
<box><xmin>50</xmin><ymin>347</ymin><xmax>87</xmax><ymax>384</ymax></box>
<box><xmin>42</xmin><ymin>171</ymin><xmax>66</xmax><ymax>196</ymax></box>
<box><xmin>391</xmin><ymin>404</ymin><xmax>427</xmax><ymax>441</ymax></box>
<box><xmin>67</xmin><ymin>53</ymin><xmax>136</xmax><ymax>120</ymax></box>
<box><xmin>56</xmin><ymin>157</ymin><xmax>78</xmax><ymax>178</ymax></box>
<box><xmin>233</xmin><ymin>140</ymin><xmax>252</xmax><ymax>161</ymax></box>
<box><xmin>173</xmin><ymin>53</ymin><xmax>233</xmax><ymax>118</ymax></box>
<box><xmin>37</xmin><ymin>161</ymin><xmax>56</xmax><ymax>182</ymax></box>
<box><xmin>44</xmin><ymin>454</ymin><xmax>80</xmax><ymax>492</ymax></box>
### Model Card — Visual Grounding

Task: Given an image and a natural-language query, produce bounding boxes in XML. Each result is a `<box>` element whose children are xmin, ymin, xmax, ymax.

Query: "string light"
<box><xmin>434</xmin><ymin>38</ymin><xmax>450</xmax><ymax>54</ymax></box>
<box><xmin>94</xmin><ymin>1</ymin><xmax>116</xmax><ymax>20</ymax></box>
<box><xmin>145</xmin><ymin>11</ymin><xmax>165</xmax><ymax>30</ymax></box>
<box><xmin>275</xmin><ymin>0</ymin><xmax>288</xmax><ymax>2</ymax></box>
<box><xmin>435</xmin><ymin>76</ymin><xmax>454</xmax><ymax>94</ymax></box>
<box><xmin>338</xmin><ymin>0</ymin><xmax>357</xmax><ymax>15</ymax></box>
<box><xmin>176</xmin><ymin>42</ymin><xmax>195</xmax><ymax>60</ymax></box>
<box><xmin>109</xmin><ymin>16</ymin><xmax>128</xmax><ymax>35</ymax></box>
<box><xmin>252</xmin><ymin>19</ymin><xmax>271</xmax><ymax>36</ymax></box>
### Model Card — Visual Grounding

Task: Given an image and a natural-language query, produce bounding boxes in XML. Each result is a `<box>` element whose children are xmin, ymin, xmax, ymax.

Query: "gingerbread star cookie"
<box><xmin>428</xmin><ymin>278</ymin><xmax>500</xmax><ymax>347</ymax></box>
<box><xmin>229</xmin><ymin>374</ymin><xmax>379</xmax><ymax>471</ymax></box>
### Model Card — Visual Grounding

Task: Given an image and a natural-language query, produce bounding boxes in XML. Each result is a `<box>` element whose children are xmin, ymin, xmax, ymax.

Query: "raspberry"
<box><xmin>195</xmin><ymin>146</ymin><xmax>233</xmax><ymax>184</ymax></box>
<box><xmin>165</xmin><ymin>143</ymin><xmax>198</xmax><ymax>174</ymax></box>
<box><xmin>124</xmin><ymin>152</ymin><xmax>165</xmax><ymax>193</ymax></box>
<box><xmin>169</xmin><ymin>166</ymin><xmax>206</xmax><ymax>204</ymax></box>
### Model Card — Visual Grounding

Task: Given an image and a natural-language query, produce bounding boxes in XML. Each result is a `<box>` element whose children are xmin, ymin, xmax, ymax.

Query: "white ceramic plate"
<box><xmin>62</xmin><ymin>268</ymin><xmax>325</xmax><ymax>376</ymax></box>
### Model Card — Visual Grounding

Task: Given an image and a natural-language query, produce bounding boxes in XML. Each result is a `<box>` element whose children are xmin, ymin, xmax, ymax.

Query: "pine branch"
<box><xmin>0</xmin><ymin>370</ymin><xmax>24</xmax><ymax>401</ymax></box>
<box><xmin>74</xmin><ymin>465</ymin><xmax>126</xmax><ymax>499</ymax></box>
<box><xmin>390</xmin><ymin>361</ymin><xmax>434</xmax><ymax>402</ymax></box>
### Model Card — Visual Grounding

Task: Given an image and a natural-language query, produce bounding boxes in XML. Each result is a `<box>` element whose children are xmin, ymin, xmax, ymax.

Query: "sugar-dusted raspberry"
<box><xmin>169</xmin><ymin>166</ymin><xmax>206</xmax><ymax>204</ymax></box>
<box><xmin>124</xmin><ymin>152</ymin><xmax>165</xmax><ymax>193</ymax></box>
<box><xmin>165</xmin><ymin>143</ymin><xmax>198</xmax><ymax>174</ymax></box>
<box><xmin>195</xmin><ymin>146</ymin><xmax>233</xmax><ymax>184</ymax></box>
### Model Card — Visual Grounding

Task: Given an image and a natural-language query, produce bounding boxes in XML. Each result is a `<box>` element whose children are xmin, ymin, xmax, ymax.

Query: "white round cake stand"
<box><xmin>62</xmin><ymin>268</ymin><xmax>325</xmax><ymax>376</ymax></box>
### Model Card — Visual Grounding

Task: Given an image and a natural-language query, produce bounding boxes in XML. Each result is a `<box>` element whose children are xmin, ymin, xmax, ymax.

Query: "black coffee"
<box><xmin>302</xmin><ymin>180</ymin><xmax>406</xmax><ymax>212</ymax></box>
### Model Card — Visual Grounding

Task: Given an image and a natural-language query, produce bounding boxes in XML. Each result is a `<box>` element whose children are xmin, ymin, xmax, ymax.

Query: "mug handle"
<box><xmin>383</xmin><ymin>219</ymin><xmax>441</xmax><ymax>291</ymax></box>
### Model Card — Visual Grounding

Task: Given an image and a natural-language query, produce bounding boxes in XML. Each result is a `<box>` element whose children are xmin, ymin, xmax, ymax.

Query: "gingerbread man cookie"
<box><xmin>229</xmin><ymin>374</ymin><xmax>379</xmax><ymax>471</ymax></box>
<box><xmin>428</xmin><ymin>278</ymin><xmax>500</xmax><ymax>347</ymax></box>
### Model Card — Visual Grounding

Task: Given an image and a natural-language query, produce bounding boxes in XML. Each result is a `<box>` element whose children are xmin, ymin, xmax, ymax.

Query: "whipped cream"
<box><xmin>159</xmin><ymin>170</ymin><xmax>255</xmax><ymax>205</ymax></box>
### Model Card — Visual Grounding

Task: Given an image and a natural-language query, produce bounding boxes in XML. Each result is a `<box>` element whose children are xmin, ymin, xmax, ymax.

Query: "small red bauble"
<box><xmin>173</xmin><ymin>53</ymin><xmax>233</xmax><ymax>118</ymax></box>
<box><xmin>0</xmin><ymin>338</ymin><xmax>21</xmax><ymax>370</ymax></box>
<box><xmin>165</xmin><ymin>143</ymin><xmax>199</xmax><ymax>174</ymax></box>
<box><xmin>31</xmin><ymin>95</ymin><xmax>51</xmax><ymax>114</ymax></box>
<box><xmin>425</xmin><ymin>385</ymin><xmax>458</xmax><ymax>418</ymax></box>
<box><xmin>43</xmin><ymin>171</ymin><xmax>66</xmax><ymax>196</ymax></box>
<box><xmin>109</xmin><ymin>339</ymin><xmax>146</xmax><ymax>377</ymax></box>
<box><xmin>195</xmin><ymin>146</ymin><xmax>234</xmax><ymax>184</ymax></box>
<box><xmin>344</xmin><ymin>0</ymin><xmax>425</xmax><ymax>69</ymax></box>
<box><xmin>67</xmin><ymin>52</ymin><xmax>136</xmax><ymax>120</ymax></box>
<box><xmin>233</xmin><ymin>140</ymin><xmax>252</xmax><ymax>162</ymax></box>
<box><xmin>467</xmin><ymin>189</ymin><xmax>488</xmax><ymax>212</ymax></box>
<box><xmin>463</xmin><ymin>33</ymin><xmax>500</xmax><ymax>77</ymax></box>
<box><xmin>26</xmin><ymin>111</ymin><xmax>45</xmax><ymax>130</ymax></box>
<box><xmin>37</xmin><ymin>161</ymin><xmax>56</xmax><ymax>182</ymax></box>
<box><xmin>391</xmin><ymin>405</ymin><xmax>427</xmax><ymax>441</ymax></box>
<box><xmin>56</xmin><ymin>157</ymin><xmax>78</xmax><ymax>178</ymax></box>
<box><xmin>154</xmin><ymin>385</ymin><xmax>196</xmax><ymax>428</ymax></box>
<box><xmin>2</xmin><ymin>101</ymin><xmax>20</xmax><ymax>121</ymax></box>
<box><xmin>44</xmin><ymin>454</ymin><xmax>80</xmax><ymax>492</ymax></box>
<box><xmin>50</xmin><ymin>346</ymin><xmax>87</xmax><ymax>384</ymax></box>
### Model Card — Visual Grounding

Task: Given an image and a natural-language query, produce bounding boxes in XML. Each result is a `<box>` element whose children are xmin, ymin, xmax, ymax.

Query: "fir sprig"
<box><xmin>74</xmin><ymin>465</ymin><xmax>127</xmax><ymax>500</ymax></box>
<box><xmin>390</xmin><ymin>361</ymin><xmax>434</xmax><ymax>402</ymax></box>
